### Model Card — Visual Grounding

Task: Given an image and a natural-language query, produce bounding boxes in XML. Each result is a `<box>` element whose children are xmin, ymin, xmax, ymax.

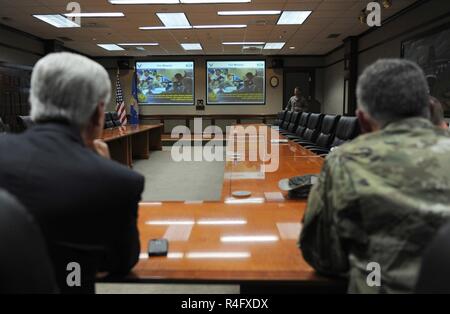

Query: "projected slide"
<box><xmin>207</xmin><ymin>61</ymin><xmax>265</xmax><ymax>105</ymax></box>
<box><xmin>136</xmin><ymin>61</ymin><xmax>194</xmax><ymax>105</ymax></box>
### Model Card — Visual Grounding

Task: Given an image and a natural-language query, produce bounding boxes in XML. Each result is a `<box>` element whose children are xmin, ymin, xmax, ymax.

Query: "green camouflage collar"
<box><xmin>383</xmin><ymin>117</ymin><xmax>434</xmax><ymax>131</ymax></box>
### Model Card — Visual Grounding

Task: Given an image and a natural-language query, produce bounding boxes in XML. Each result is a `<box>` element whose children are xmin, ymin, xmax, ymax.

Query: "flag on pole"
<box><xmin>115</xmin><ymin>69</ymin><xmax>127</xmax><ymax>126</ymax></box>
<box><xmin>129</xmin><ymin>69</ymin><xmax>140</xmax><ymax>125</ymax></box>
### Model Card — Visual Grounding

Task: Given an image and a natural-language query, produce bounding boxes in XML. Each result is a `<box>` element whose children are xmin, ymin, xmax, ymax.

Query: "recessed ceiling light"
<box><xmin>181</xmin><ymin>0</ymin><xmax>251</xmax><ymax>3</ymax></box>
<box><xmin>108</xmin><ymin>0</ymin><xmax>179</xmax><ymax>4</ymax></box>
<box><xmin>289</xmin><ymin>46</ymin><xmax>295</xmax><ymax>49</ymax></box>
<box><xmin>218</xmin><ymin>10</ymin><xmax>281</xmax><ymax>16</ymax></box>
<box><xmin>64</xmin><ymin>12</ymin><xmax>125</xmax><ymax>18</ymax></box>
<box><xmin>193</xmin><ymin>24</ymin><xmax>247</xmax><ymax>29</ymax></box>
<box><xmin>277</xmin><ymin>11</ymin><xmax>312</xmax><ymax>25</ymax></box>
<box><xmin>140</xmin><ymin>26</ymin><xmax>192</xmax><ymax>30</ymax></box>
<box><xmin>264</xmin><ymin>42</ymin><xmax>285</xmax><ymax>50</ymax></box>
<box><xmin>157</xmin><ymin>12</ymin><xmax>191</xmax><ymax>28</ymax></box>
<box><xmin>223</xmin><ymin>42</ymin><xmax>265</xmax><ymax>45</ymax></box>
<box><xmin>33</xmin><ymin>14</ymin><xmax>80</xmax><ymax>28</ymax></box>
<box><xmin>181</xmin><ymin>43</ymin><xmax>203</xmax><ymax>50</ymax></box>
<box><xmin>97</xmin><ymin>44</ymin><xmax>125</xmax><ymax>51</ymax></box>
<box><xmin>118</xmin><ymin>43</ymin><xmax>159</xmax><ymax>46</ymax></box>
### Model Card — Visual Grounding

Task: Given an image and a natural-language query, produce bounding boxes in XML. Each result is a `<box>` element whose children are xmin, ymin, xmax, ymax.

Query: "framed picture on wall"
<box><xmin>401</xmin><ymin>22</ymin><xmax>450</xmax><ymax>117</ymax></box>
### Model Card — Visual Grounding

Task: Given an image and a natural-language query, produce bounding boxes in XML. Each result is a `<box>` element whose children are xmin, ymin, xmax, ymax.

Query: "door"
<box><xmin>283</xmin><ymin>70</ymin><xmax>318</xmax><ymax>112</ymax></box>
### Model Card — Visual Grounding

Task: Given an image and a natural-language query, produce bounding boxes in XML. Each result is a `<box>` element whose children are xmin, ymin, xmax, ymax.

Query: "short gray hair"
<box><xmin>30</xmin><ymin>52</ymin><xmax>111</xmax><ymax>127</ymax></box>
<box><xmin>356</xmin><ymin>59</ymin><xmax>430</xmax><ymax>126</ymax></box>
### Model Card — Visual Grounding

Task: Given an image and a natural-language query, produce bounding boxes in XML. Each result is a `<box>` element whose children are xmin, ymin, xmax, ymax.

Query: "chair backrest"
<box><xmin>275</xmin><ymin>111</ymin><xmax>287</xmax><ymax>126</ymax></box>
<box><xmin>331</xmin><ymin>116</ymin><xmax>360</xmax><ymax>147</ymax></box>
<box><xmin>0</xmin><ymin>189</ymin><xmax>58</xmax><ymax>294</ymax></box>
<box><xmin>48</xmin><ymin>241</ymin><xmax>105</xmax><ymax>294</ymax></box>
<box><xmin>301</xmin><ymin>113</ymin><xmax>324</xmax><ymax>142</ymax></box>
<box><xmin>110</xmin><ymin>112</ymin><xmax>122</xmax><ymax>127</ymax></box>
<box><xmin>104</xmin><ymin>112</ymin><xmax>114</xmax><ymax>129</ymax></box>
<box><xmin>16</xmin><ymin>115</ymin><xmax>34</xmax><ymax>132</ymax></box>
<box><xmin>295</xmin><ymin>112</ymin><xmax>311</xmax><ymax>137</ymax></box>
<box><xmin>287</xmin><ymin>111</ymin><xmax>301</xmax><ymax>133</ymax></box>
<box><xmin>0</xmin><ymin>117</ymin><xmax>7</xmax><ymax>133</ymax></box>
<box><xmin>281</xmin><ymin>111</ymin><xmax>293</xmax><ymax>129</ymax></box>
<box><xmin>314</xmin><ymin>115</ymin><xmax>340</xmax><ymax>148</ymax></box>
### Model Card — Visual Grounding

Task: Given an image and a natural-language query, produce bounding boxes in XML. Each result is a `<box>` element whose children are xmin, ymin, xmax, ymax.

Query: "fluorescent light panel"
<box><xmin>109</xmin><ymin>0</ymin><xmax>179</xmax><ymax>4</ymax></box>
<box><xmin>181</xmin><ymin>43</ymin><xmax>203</xmax><ymax>50</ymax></box>
<box><xmin>277</xmin><ymin>11</ymin><xmax>312</xmax><ymax>25</ymax></box>
<box><xmin>33</xmin><ymin>14</ymin><xmax>80</xmax><ymax>28</ymax></box>
<box><xmin>218</xmin><ymin>10</ymin><xmax>281</xmax><ymax>16</ymax></box>
<box><xmin>65</xmin><ymin>12</ymin><xmax>124</xmax><ymax>17</ymax></box>
<box><xmin>264</xmin><ymin>42</ymin><xmax>285</xmax><ymax>50</ymax></box>
<box><xmin>97</xmin><ymin>44</ymin><xmax>125</xmax><ymax>51</ymax></box>
<box><xmin>181</xmin><ymin>0</ymin><xmax>251</xmax><ymax>3</ymax></box>
<box><xmin>118</xmin><ymin>43</ymin><xmax>159</xmax><ymax>46</ymax></box>
<box><xmin>223</xmin><ymin>42</ymin><xmax>265</xmax><ymax>45</ymax></box>
<box><xmin>193</xmin><ymin>24</ymin><xmax>247</xmax><ymax>29</ymax></box>
<box><xmin>157</xmin><ymin>12</ymin><xmax>191</xmax><ymax>28</ymax></box>
<box><xmin>140</xmin><ymin>26</ymin><xmax>192</xmax><ymax>30</ymax></box>
<box><xmin>109</xmin><ymin>0</ymin><xmax>250</xmax><ymax>2</ymax></box>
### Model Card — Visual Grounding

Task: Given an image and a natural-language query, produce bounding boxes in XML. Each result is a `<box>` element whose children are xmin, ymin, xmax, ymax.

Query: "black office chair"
<box><xmin>303</xmin><ymin>115</ymin><xmax>341</xmax><ymax>150</ymax></box>
<box><xmin>0</xmin><ymin>189</ymin><xmax>58</xmax><ymax>294</ymax></box>
<box><xmin>16</xmin><ymin>115</ymin><xmax>35</xmax><ymax>132</ymax></box>
<box><xmin>0</xmin><ymin>117</ymin><xmax>8</xmax><ymax>133</ymax></box>
<box><xmin>291</xmin><ymin>113</ymin><xmax>324</xmax><ymax>145</ymax></box>
<box><xmin>110</xmin><ymin>112</ymin><xmax>123</xmax><ymax>127</ymax></box>
<box><xmin>285</xmin><ymin>112</ymin><xmax>310</xmax><ymax>139</ymax></box>
<box><xmin>104</xmin><ymin>112</ymin><xmax>115</xmax><ymax>129</ymax></box>
<box><xmin>279</xmin><ymin>111</ymin><xmax>301</xmax><ymax>135</ymax></box>
<box><xmin>416</xmin><ymin>223</ymin><xmax>450</xmax><ymax>293</ymax></box>
<box><xmin>307</xmin><ymin>116</ymin><xmax>360</xmax><ymax>156</ymax></box>
<box><xmin>274</xmin><ymin>111</ymin><xmax>287</xmax><ymax>127</ymax></box>
<box><xmin>280</xmin><ymin>111</ymin><xmax>293</xmax><ymax>131</ymax></box>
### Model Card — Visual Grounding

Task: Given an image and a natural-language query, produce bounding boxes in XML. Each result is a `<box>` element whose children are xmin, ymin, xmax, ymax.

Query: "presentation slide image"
<box><xmin>136</xmin><ymin>62</ymin><xmax>194</xmax><ymax>105</ymax></box>
<box><xmin>207</xmin><ymin>61</ymin><xmax>265</xmax><ymax>105</ymax></box>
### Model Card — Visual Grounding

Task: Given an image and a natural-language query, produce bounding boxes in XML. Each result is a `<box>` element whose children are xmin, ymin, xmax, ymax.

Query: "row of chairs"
<box><xmin>104</xmin><ymin>112</ymin><xmax>122</xmax><ymax>129</ymax></box>
<box><xmin>274</xmin><ymin>110</ymin><xmax>360</xmax><ymax>155</ymax></box>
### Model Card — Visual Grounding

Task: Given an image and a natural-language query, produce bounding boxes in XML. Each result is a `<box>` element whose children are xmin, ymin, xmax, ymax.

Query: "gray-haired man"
<box><xmin>299</xmin><ymin>59</ymin><xmax>450</xmax><ymax>293</ymax></box>
<box><xmin>0</xmin><ymin>52</ymin><xmax>144</xmax><ymax>293</ymax></box>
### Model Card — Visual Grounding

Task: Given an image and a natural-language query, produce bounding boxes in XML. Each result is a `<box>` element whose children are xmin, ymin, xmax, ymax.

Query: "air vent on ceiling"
<box><xmin>327</xmin><ymin>33</ymin><xmax>341</xmax><ymax>39</ymax></box>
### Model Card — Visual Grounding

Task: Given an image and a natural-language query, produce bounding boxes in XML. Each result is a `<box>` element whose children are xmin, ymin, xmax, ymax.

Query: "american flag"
<box><xmin>115</xmin><ymin>70</ymin><xmax>127</xmax><ymax>126</ymax></box>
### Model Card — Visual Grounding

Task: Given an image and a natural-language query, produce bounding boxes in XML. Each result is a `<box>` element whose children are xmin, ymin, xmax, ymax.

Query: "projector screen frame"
<box><xmin>205</xmin><ymin>59</ymin><xmax>267</xmax><ymax>106</ymax></box>
<box><xmin>135</xmin><ymin>60</ymin><xmax>196</xmax><ymax>106</ymax></box>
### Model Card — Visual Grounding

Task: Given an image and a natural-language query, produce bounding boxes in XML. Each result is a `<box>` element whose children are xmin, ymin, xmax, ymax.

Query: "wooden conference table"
<box><xmin>101</xmin><ymin>124</ymin><xmax>163</xmax><ymax>167</ymax></box>
<box><xmin>102</xmin><ymin>124</ymin><xmax>344</xmax><ymax>293</ymax></box>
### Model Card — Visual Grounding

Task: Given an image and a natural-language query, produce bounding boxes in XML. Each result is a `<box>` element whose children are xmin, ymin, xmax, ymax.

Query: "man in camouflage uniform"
<box><xmin>286</xmin><ymin>87</ymin><xmax>308</xmax><ymax>112</ymax></box>
<box><xmin>299</xmin><ymin>59</ymin><xmax>450</xmax><ymax>293</ymax></box>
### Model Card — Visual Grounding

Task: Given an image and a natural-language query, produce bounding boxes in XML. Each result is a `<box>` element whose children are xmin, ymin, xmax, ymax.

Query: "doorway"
<box><xmin>283</xmin><ymin>69</ymin><xmax>318</xmax><ymax>112</ymax></box>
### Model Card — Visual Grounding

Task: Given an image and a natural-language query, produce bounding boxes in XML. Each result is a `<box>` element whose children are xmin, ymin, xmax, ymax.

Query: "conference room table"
<box><xmin>101</xmin><ymin>124</ymin><xmax>163</xmax><ymax>167</ymax></box>
<box><xmin>102</xmin><ymin>124</ymin><xmax>345</xmax><ymax>293</ymax></box>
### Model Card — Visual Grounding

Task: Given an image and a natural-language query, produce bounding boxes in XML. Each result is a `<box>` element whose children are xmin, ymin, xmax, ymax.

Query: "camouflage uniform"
<box><xmin>287</xmin><ymin>96</ymin><xmax>308</xmax><ymax>112</ymax></box>
<box><xmin>299</xmin><ymin>117</ymin><xmax>450</xmax><ymax>293</ymax></box>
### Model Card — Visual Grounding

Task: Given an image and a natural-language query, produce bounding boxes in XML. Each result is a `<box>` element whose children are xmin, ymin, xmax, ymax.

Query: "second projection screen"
<box><xmin>207</xmin><ymin>61</ymin><xmax>265</xmax><ymax>105</ymax></box>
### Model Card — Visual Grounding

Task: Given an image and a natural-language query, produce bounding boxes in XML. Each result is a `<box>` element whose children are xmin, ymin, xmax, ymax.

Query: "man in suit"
<box><xmin>0</xmin><ymin>52</ymin><xmax>144</xmax><ymax>293</ymax></box>
<box><xmin>0</xmin><ymin>189</ymin><xmax>58</xmax><ymax>294</ymax></box>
